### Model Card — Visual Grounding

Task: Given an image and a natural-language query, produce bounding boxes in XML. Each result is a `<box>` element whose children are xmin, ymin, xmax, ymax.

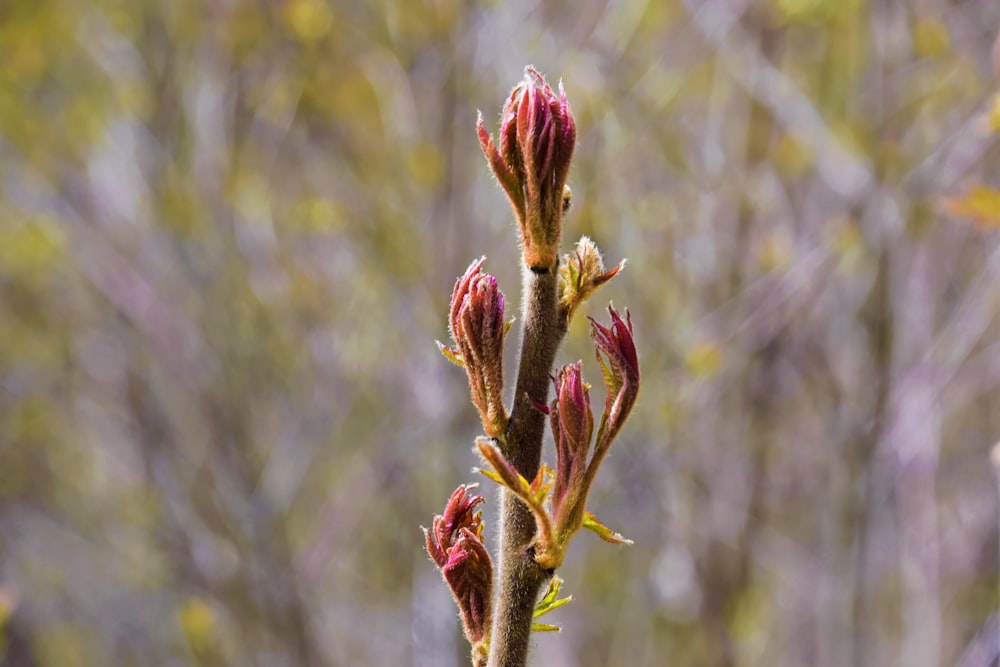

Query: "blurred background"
<box><xmin>1</xmin><ymin>0</ymin><xmax>999</xmax><ymax>665</ymax></box>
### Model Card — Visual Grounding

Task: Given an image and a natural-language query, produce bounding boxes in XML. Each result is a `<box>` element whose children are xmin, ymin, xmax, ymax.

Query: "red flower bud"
<box><xmin>424</xmin><ymin>484</ymin><xmax>486</xmax><ymax>568</ymax></box>
<box><xmin>424</xmin><ymin>486</ymin><xmax>493</xmax><ymax>647</ymax></box>
<box><xmin>439</xmin><ymin>258</ymin><xmax>509</xmax><ymax>437</ymax></box>
<box><xmin>442</xmin><ymin>528</ymin><xmax>493</xmax><ymax>644</ymax></box>
<box><xmin>550</xmin><ymin>362</ymin><xmax>593</xmax><ymax>531</ymax></box>
<box><xmin>478</xmin><ymin>67</ymin><xmax>576</xmax><ymax>270</ymax></box>
<box><xmin>588</xmin><ymin>305</ymin><xmax>640</xmax><ymax>450</ymax></box>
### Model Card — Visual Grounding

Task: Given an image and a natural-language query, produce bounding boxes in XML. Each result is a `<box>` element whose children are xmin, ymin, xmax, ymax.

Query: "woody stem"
<box><xmin>488</xmin><ymin>266</ymin><xmax>567</xmax><ymax>667</ymax></box>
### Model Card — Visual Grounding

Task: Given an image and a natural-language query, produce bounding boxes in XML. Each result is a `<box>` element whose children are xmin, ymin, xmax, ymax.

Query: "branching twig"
<box><xmin>424</xmin><ymin>67</ymin><xmax>640</xmax><ymax>667</ymax></box>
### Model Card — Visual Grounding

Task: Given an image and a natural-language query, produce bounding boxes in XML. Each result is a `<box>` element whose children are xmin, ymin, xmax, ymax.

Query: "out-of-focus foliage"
<box><xmin>0</xmin><ymin>0</ymin><xmax>998</xmax><ymax>665</ymax></box>
<box><xmin>943</xmin><ymin>185</ymin><xmax>1000</xmax><ymax>228</ymax></box>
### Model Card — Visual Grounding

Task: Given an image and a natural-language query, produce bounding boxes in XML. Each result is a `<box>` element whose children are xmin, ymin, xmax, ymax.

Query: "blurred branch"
<box><xmin>903</xmin><ymin>99</ymin><xmax>1000</xmax><ymax>195</ymax></box>
<box><xmin>0</xmin><ymin>142</ymin><xmax>209</xmax><ymax>388</ymax></box>
<box><xmin>905</xmin><ymin>243</ymin><xmax>1000</xmax><ymax>406</ymax></box>
<box><xmin>685</xmin><ymin>0</ymin><xmax>999</xmax><ymax>232</ymax></box>
<box><xmin>955</xmin><ymin>611</ymin><xmax>1000</xmax><ymax>667</ymax></box>
<box><xmin>685</xmin><ymin>0</ymin><xmax>874</xmax><ymax>202</ymax></box>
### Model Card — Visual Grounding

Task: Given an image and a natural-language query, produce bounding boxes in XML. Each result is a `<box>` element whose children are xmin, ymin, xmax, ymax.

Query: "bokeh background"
<box><xmin>2</xmin><ymin>0</ymin><xmax>1000</xmax><ymax>665</ymax></box>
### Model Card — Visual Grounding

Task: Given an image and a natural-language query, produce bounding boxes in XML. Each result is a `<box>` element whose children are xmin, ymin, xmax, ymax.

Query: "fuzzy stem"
<box><xmin>488</xmin><ymin>266</ymin><xmax>566</xmax><ymax>667</ymax></box>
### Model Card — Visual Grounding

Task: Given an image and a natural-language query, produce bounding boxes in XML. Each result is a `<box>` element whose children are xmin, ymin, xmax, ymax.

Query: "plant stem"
<box><xmin>488</xmin><ymin>266</ymin><xmax>566</xmax><ymax>667</ymax></box>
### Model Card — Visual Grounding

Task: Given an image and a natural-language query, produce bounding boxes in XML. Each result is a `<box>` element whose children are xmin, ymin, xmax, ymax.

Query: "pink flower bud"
<box><xmin>424</xmin><ymin>485</ymin><xmax>493</xmax><ymax>648</ymax></box>
<box><xmin>441</xmin><ymin>258</ymin><xmax>509</xmax><ymax>437</ymax></box>
<box><xmin>550</xmin><ymin>362</ymin><xmax>593</xmax><ymax>529</ymax></box>
<box><xmin>442</xmin><ymin>528</ymin><xmax>493</xmax><ymax>644</ymax></box>
<box><xmin>588</xmin><ymin>305</ymin><xmax>640</xmax><ymax>450</ymax></box>
<box><xmin>478</xmin><ymin>67</ymin><xmax>576</xmax><ymax>270</ymax></box>
<box><xmin>424</xmin><ymin>484</ymin><xmax>485</xmax><ymax>568</ymax></box>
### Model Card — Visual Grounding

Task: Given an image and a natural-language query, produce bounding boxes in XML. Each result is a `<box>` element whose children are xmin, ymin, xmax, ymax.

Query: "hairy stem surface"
<box><xmin>488</xmin><ymin>267</ymin><xmax>566</xmax><ymax>667</ymax></box>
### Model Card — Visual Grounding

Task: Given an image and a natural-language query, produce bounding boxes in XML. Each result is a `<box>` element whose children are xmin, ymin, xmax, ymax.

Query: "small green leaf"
<box><xmin>474</xmin><ymin>467</ymin><xmax>504</xmax><ymax>486</ymax></box>
<box><xmin>583</xmin><ymin>512</ymin><xmax>633</xmax><ymax>545</ymax></box>
<box><xmin>476</xmin><ymin>438</ymin><xmax>534</xmax><ymax>498</ymax></box>
<box><xmin>531</xmin><ymin>622</ymin><xmax>561</xmax><ymax>632</ymax></box>
<box><xmin>435</xmin><ymin>340</ymin><xmax>465</xmax><ymax>366</ymax></box>
<box><xmin>536</xmin><ymin>576</ymin><xmax>561</xmax><ymax>611</ymax></box>
<box><xmin>537</xmin><ymin>595</ymin><xmax>572</xmax><ymax>616</ymax></box>
<box><xmin>534</xmin><ymin>575</ymin><xmax>573</xmax><ymax>622</ymax></box>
